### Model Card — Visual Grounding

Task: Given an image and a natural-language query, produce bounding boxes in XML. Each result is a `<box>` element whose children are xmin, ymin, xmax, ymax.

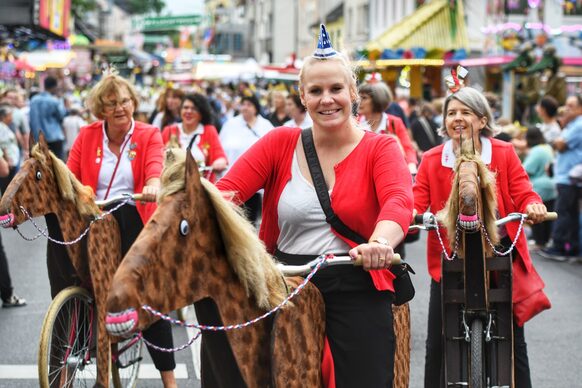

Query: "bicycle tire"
<box><xmin>38</xmin><ymin>286</ymin><xmax>97</xmax><ymax>388</ymax></box>
<box><xmin>470</xmin><ymin>318</ymin><xmax>485</xmax><ymax>388</ymax></box>
<box><xmin>111</xmin><ymin>338</ymin><xmax>142</xmax><ymax>388</ymax></box>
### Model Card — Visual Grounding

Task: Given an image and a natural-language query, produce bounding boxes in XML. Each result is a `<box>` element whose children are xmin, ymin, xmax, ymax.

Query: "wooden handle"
<box><xmin>354</xmin><ymin>253</ymin><xmax>402</xmax><ymax>266</ymax></box>
<box><xmin>132</xmin><ymin>193</ymin><xmax>155</xmax><ymax>203</ymax></box>
<box><xmin>544</xmin><ymin>212</ymin><xmax>558</xmax><ymax>221</ymax></box>
<box><xmin>132</xmin><ymin>193</ymin><xmax>144</xmax><ymax>202</ymax></box>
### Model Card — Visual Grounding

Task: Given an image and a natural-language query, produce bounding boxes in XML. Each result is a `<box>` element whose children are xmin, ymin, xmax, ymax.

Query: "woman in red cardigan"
<box><xmin>65</xmin><ymin>72</ymin><xmax>177</xmax><ymax>388</ymax></box>
<box><xmin>357</xmin><ymin>82</ymin><xmax>418</xmax><ymax>174</ymax></box>
<box><xmin>161</xmin><ymin>93</ymin><xmax>227</xmax><ymax>183</ymax></box>
<box><xmin>413</xmin><ymin>86</ymin><xmax>549</xmax><ymax>388</ymax></box>
<box><xmin>216</xmin><ymin>25</ymin><xmax>413</xmax><ymax>387</ymax></box>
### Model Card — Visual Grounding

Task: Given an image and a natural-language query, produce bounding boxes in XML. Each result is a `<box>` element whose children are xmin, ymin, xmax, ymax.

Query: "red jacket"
<box><xmin>216</xmin><ymin>127</ymin><xmax>414</xmax><ymax>291</ymax></box>
<box><xmin>67</xmin><ymin>120</ymin><xmax>164</xmax><ymax>224</ymax></box>
<box><xmin>413</xmin><ymin>138</ymin><xmax>550</xmax><ymax>324</ymax></box>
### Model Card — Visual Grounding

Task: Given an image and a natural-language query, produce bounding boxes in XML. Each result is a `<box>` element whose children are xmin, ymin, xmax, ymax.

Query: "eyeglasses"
<box><xmin>103</xmin><ymin>98</ymin><xmax>132</xmax><ymax>111</ymax></box>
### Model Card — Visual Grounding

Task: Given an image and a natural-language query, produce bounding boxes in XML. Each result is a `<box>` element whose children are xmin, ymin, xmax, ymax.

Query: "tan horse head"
<box><xmin>438</xmin><ymin>142</ymin><xmax>498</xmax><ymax>258</ymax></box>
<box><xmin>106</xmin><ymin>148</ymin><xmax>286</xmax><ymax>332</ymax></box>
<box><xmin>0</xmin><ymin>133</ymin><xmax>98</xmax><ymax>227</ymax></box>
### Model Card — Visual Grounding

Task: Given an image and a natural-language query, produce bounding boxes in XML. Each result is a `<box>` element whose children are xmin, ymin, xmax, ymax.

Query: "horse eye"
<box><xmin>35</xmin><ymin>170</ymin><xmax>42</xmax><ymax>180</ymax></box>
<box><xmin>179</xmin><ymin>220</ymin><xmax>189</xmax><ymax>236</ymax></box>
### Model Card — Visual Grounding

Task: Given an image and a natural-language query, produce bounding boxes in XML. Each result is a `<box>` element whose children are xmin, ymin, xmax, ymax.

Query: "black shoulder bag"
<box><xmin>300</xmin><ymin>128</ymin><xmax>415</xmax><ymax>305</ymax></box>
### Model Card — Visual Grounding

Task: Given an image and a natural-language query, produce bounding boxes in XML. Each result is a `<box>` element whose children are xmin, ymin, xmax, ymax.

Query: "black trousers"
<box><xmin>242</xmin><ymin>192</ymin><xmax>261</xmax><ymax>226</ymax></box>
<box><xmin>47</xmin><ymin>140</ymin><xmax>65</xmax><ymax>161</ymax></box>
<box><xmin>530</xmin><ymin>199</ymin><xmax>555</xmax><ymax>246</ymax></box>
<box><xmin>552</xmin><ymin>184</ymin><xmax>579</xmax><ymax>254</ymax></box>
<box><xmin>277</xmin><ymin>251</ymin><xmax>395</xmax><ymax>388</ymax></box>
<box><xmin>0</xmin><ymin>233</ymin><xmax>14</xmax><ymax>301</ymax></box>
<box><xmin>424</xmin><ymin>279</ymin><xmax>532</xmax><ymax>388</ymax></box>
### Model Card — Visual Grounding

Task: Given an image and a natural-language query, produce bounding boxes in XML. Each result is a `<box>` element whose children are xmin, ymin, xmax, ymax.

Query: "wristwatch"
<box><xmin>370</xmin><ymin>237</ymin><xmax>390</xmax><ymax>246</ymax></box>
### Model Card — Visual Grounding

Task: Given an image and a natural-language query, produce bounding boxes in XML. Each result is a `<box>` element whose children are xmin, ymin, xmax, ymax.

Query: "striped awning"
<box><xmin>366</xmin><ymin>0</ymin><xmax>469</xmax><ymax>52</ymax></box>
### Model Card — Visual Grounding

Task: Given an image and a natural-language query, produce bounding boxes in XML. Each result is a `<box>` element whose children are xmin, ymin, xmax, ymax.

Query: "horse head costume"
<box><xmin>0</xmin><ymin>135</ymin><xmax>122</xmax><ymax>387</ymax></box>
<box><xmin>438</xmin><ymin>136</ymin><xmax>499</xmax><ymax>259</ymax></box>
<box><xmin>105</xmin><ymin>148</ymin><xmax>326</xmax><ymax>387</ymax></box>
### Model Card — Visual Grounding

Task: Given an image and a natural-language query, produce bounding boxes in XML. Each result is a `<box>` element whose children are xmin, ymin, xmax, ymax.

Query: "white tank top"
<box><xmin>277</xmin><ymin>151</ymin><xmax>351</xmax><ymax>255</ymax></box>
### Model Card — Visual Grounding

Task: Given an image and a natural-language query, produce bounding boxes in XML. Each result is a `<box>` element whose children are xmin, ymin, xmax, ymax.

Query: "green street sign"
<box><xmin>133</xmin><ymin>15</ymin><xmax>202</xmax><ymax>31</ymax></box>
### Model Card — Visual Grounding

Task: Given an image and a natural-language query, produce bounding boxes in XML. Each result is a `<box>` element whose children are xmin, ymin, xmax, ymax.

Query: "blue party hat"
<box><xmin>313</xmin><ymin>24</ymin><xmax>337</xmax><ymax>59</ymax></box>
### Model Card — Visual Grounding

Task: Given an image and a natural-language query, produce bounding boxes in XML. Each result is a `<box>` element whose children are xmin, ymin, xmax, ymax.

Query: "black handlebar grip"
<box><xmin>414</xmin><ymin>213</ymin><xmax>425</xmax><ymax>225</ymax></box>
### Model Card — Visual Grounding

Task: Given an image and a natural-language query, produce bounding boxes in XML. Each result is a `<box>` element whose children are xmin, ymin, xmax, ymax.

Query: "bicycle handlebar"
<box><xmin>410</xmin><ymin>211</ymin><xmax>558</xmax><ymax>231</ymax></box>
<box><xmin>278</xmin><ymin>253</ymin><xmax>402</xmax><ymax>276</ymax></box>
<box><xmin>95</xmin><ymin>193</ymin><xmax>153</xmax><ymax>208</ymax></box>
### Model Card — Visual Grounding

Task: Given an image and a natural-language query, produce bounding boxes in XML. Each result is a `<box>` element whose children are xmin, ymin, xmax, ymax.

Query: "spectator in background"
<box><xmin>411</xmin><ymin>102</ymin><xmax>442</xmax><ymax>155</ymax></box>
<box><xmin>0</xmin><ymin>105</ymin><xmax>20</xmax><ymax>192</ymax></box>
<box><xmin>358</xmin><ymin>82</ymin><xmax>418</xmax><ymax>174</ymax></box>
<box><xmin>523</xmin><ymin>126</ymin><xmax>556</xmax><ymax>250</ymax></box>
<box><xmin>62</xmin><ymin>105</ymin><xmax>87</xmax><ymax>159</ymax></box>
<box><xmin>161</xmin><ymin>93</ymin><xmax>227</xmax><ymax>183</ymax></box>
<box><xmin>29</xmin><ymin>76</ymin><xmax>67</xmax><ymax>159</ymax></box>
<box><xmin>1</xmin><ymin>88</ymin><xmax>30</xmax><ymax>160</ymax></box>
<box><xmin>0</xmin><ymin>144</ymin><xmax>25</xmax><ymax>308</ymax></box>
<box><xmin>536</xmin><ymin>95</ymin><xmax>562</xmax><ymax>145</ymax></box>
<box><xmin>541</xmin><ymin>95</ymin><xmax>582</xmax><ymax>259</ymax></box>
<box><xmin>283</xmin><ymin>94</ymin><xmax>312</xmax><ymax>129</ymax></box>
<box><xmin>267</xmin><ymin>90</ymin><xmax>290</xmax><ymax>127</ymax></box>
<box><xmin>152</xmin><ymin>87</ymin><xmax>184</xmax><ymax>131</ymax></box>
<box><xmin>219</xmin><ymin>95</ymin><xmax>273</xmax><ymax>225</ymax></box>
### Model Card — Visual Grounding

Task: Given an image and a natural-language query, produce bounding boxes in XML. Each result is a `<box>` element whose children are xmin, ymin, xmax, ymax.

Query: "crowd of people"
<box><xmin>0</xmin><ymin>22</ymin><xmax>580</xmax><ymax>387</ymax></box>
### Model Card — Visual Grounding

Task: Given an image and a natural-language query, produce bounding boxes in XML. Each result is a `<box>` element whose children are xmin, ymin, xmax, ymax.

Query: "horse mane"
<box><xmin>159</xmin><ymin>148</ymin><xmax>287</xmax><ymax>310</ymax></box>
<box><xmin>438</xmin><ymin>149</ymin><xmax>499</xmax><ymax>257</ymax></box>
<box><xmin>31</xmin><ymin>145</ymin><xmax>100</xmax><ymax>217</ymax></box>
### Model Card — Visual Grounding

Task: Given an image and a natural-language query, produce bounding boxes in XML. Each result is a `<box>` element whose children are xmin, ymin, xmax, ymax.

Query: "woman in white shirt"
<box><xmin>219</xmin><ymin>95</ymin><xmax>273</xmax><ymax>225</ymax></box>
<box><xmin>283</xmin><ymin>94</ymin><xmax>313</xmax><ymax>129</ymax></box>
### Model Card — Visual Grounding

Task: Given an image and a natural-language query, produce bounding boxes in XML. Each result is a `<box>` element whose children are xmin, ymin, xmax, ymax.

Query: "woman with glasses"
<box><xmin>161</xmin><ymin>93</ymin><xmax>227</xmax><ymax>183</ymax></box>
<box><xmin>65</xmin><ymin>71</ymin><xmax>178</xmax><ymax>387</ymax></box>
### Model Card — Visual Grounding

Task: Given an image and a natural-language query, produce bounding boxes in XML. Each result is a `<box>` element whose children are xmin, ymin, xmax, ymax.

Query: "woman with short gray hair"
<box><xmin>414</xmin><ymin>86</ymin><xmax>549</xmax><ymax>388</ymax></box>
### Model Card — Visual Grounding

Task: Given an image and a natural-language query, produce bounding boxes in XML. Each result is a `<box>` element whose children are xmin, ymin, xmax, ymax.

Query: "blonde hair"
<box><xmin>86</xmin><ymin>70</ymin><xmax>140</xmax><ymax>120</ymax></box>
<box><xmin>159</xmin><ymin>149</ymin><xmax>286</xmax><ymax>310</ymax></box>
<box><xmin>299</xmin><ymin>53</ymin><xmax>359</xmax><ymax>105</ymax></box>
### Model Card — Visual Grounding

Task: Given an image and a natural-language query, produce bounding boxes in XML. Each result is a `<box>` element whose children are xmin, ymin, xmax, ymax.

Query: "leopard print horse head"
<box><xmin>106</xmin><ymin>148</ymin><xmax>295</xmax><ymax>387</ymax></box>
<box><xmin>0</xmin><ymin>134</ymin><xmax>99</xmax><ymax>278</ymax></box>
<box><xmin>0</xmin><ymin>134</ymin><xmax>122</xmax><ymax>387</ymax></box>
<box><xmin>438</xmin><ymin>142</ymin><xmax>499</xmax><ymax>258</ymax></box>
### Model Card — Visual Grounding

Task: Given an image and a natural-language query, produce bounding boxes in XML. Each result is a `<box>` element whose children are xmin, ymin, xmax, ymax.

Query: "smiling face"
<box><xmin>300</xmin><ymin>59</ymin><xmax>356</xmax><ymax>131</ymax></box>
<box><xmin>445</xmin><ymin>99</ymin><xmax>487</xmax><ymax>147</ymax></box>
<box><xmin>181</xmin><ymin>99</ymin><xmax>201</xmax><ymax>128</ymax></box>
<box><xmin>101</xmin><ymin>87</ymin><xmax>134</xmax><ymax>132</ymax></box>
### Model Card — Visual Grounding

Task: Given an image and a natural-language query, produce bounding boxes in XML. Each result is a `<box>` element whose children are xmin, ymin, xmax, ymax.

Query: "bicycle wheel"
<box><xmin>111</xmin><ymin>337</ymin><xmax>142</xmax><ymax>388</ymax></box>
<box><xmin>470</xmin><ymin>318</ymin><xmax>485</xmax><ymax>388</ymax></box>
<box><xmin>38</xmin><ymin>286</ymin><xmax>97</xmax><ymax>388</ymax></box>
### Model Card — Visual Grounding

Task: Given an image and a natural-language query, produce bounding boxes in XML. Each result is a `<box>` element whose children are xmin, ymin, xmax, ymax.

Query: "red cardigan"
<box><xmin>67</xmin><ymin>120</ymin><xmax>164</xmax><ymax>224</ymax></box>
<box><xmin>161</xmin><ymin>124</ymin><xmax>227</xmax><ymax>183</ymax></box>
<box><xmin>216</xmin><ymin>127</ymin><xmax>414</xmax><ymax>291</ymax></box>
<box><xmin>413</xmin><ymin>139</ymin><xmax>549</xmax><ymax>324</ymax></box>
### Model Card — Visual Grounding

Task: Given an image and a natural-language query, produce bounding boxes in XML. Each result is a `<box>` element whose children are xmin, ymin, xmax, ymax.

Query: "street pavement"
<box><xmin>0</xmin><ymin>218</ymin><xmax>581</xmax><ymax>387</ymax></box>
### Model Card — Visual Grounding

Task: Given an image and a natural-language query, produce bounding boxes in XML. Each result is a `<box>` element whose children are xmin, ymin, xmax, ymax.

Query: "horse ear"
<box><xmin>185</xmin><ymin>148</ymin><xmax>202</xmax><ymax>194</ymax></box>
<box><xmin>37</xmin><ymin>132</ymin><xmax>50</xmax><ymax>154</ymax></box>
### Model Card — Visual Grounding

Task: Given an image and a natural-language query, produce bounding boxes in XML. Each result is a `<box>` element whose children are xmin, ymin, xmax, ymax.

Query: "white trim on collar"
<box><xmin>441</xmin><ymin>136</ymin><xmax>492</xmax><ymax>168</ymax></box>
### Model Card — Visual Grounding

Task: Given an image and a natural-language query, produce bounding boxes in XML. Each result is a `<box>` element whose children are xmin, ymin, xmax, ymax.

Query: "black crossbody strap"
<box><xmin>301</xmin><ymin>128</ymin><xmax>367</xmax><ymax>245</ymax></box>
